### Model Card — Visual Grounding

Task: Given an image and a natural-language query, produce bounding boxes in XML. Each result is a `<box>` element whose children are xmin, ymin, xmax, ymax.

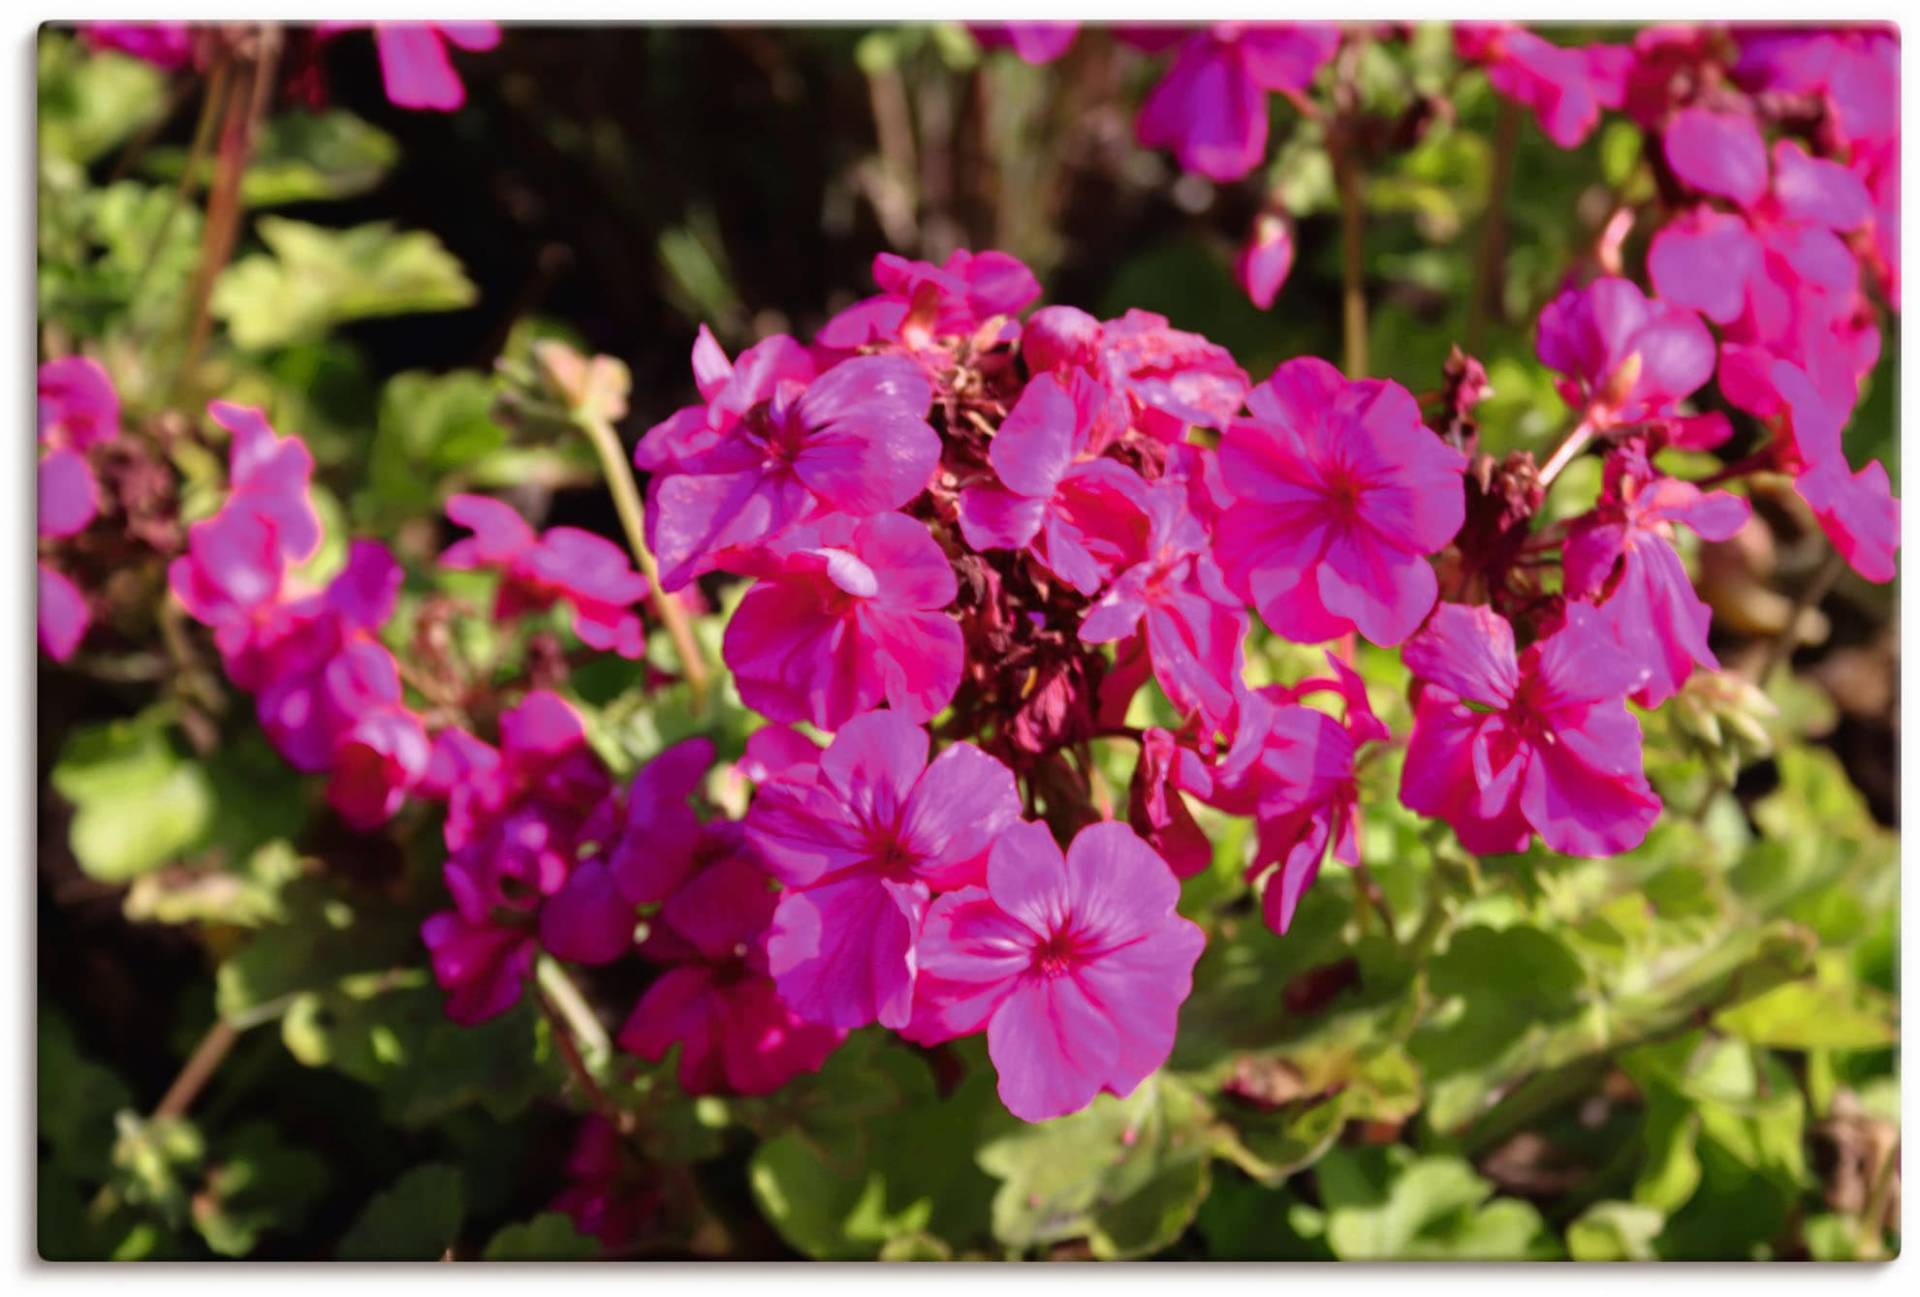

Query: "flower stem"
<box><xmin>153</xmin><ymin>1018</ymin><xmax>239</xmax><ymax>1121</ymax></box>
<box><xmin>1537</xmin><ymin>416</ymin><xmax>1598</xmax><ymax>489</ymax></box>
<box><xmin>1333</xmin><ymin>145</ymin><xmax>1369</xmax><ymax>379</ymax></box>
<box><xmin>1464</xmin><ymin>98</ymin><xmax>1520</xmax><ymax>356</ymax></box>
<box><xmin>572</xmin><ymin>407</ymin><xmax>713</xmax><ymax>712</ymax></box>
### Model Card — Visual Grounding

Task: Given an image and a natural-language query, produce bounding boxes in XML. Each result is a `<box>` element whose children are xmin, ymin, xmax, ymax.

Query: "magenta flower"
<box><xmin>1663</xmin><ymin>106</ymin><xmax>1772</xmax><ymax>211</ymax></box>
<box><xmin>38</xmin><ymin>357</ymin><xmax>120</xmax><ymax>452</ymax></box>
<box><xmin>552</xmin><ymin>1117</ymin><xmax>660</xmax><ymax>1251</ymax></box>
<box><xmin>643</xmin><ymin>354</ymin><xmax>941</xmax><ymax>590</ymax></box>
<box><xmin>421</xmin><ymin>909</ymin><xmax>538</xmax><ymax>1027</ymax></box>
<box><xmin>321</xmin><ymin>22</ymin><xmax>501</xmax><ymax>112</ymax></box>
<box><xmin>1079</xmin><ymin>478</ymin><xmax>1248</xmax><ymax>733</ymax></box>
<box><xmin>1771</xmin><ymin>360</ymin><xmax>1899</xmax><ymax>583</ymax></box>
<box><xmin>82</xmin><ymin>22</ymin><xmax>195</xmax><ymax>70</ymax></box>
<box><xmin>970</xmin><ymin>23</ymin><xmax>1079</xmax><ymax>65</ymax></box>
<box><xmin>956</xmin><ymin>370</ymin><xmax>1148</xmax><ymax>594</ymax></box>
<box><xmin>1455</xmin><ymin>24</ymin><xmax>1629</xmax><ymax>149</ymax></box>
<box><xmin>1565</xmin><ymin>452</ymin><xmax>1752</xmax><ymax>706</ymax></box>
<box><xmin>323</xmin><ymin>684</ymin><xmax>430</xmax><ymax>830</ymax></box>
<box><xmin>817</xmin><ymin>250</ymin><xmax>1042</xmax><ymax>352</ymax></box>
<box><xmin>1235</xmin><ymin>212</ymin><xmax>1296</xmax><ymax>310</ymax></box>
<box><xmin>1400</xmin><ymin>603</ymin><xmax>1661</xmax><ymax>857</ymax></box>
<box><xmin>441</xmin><ymin>493</ymin><xmax>651</xmax><ymax>658</ymax></box>
<box><xmin>38</xmin><ymin>449</ymin><xmax>98</xmax><ymax>540</ymax></box>
<box><xmin>209</xmin><ymin>402</ymin><xmax>322</xmax><ymax>565</ymax></box>
<box><xmin>38</xmin><ymin>564</ymin><xmax>90</xmax><ymax>663</ymax></box>
<box><xmin>604</xmin><ymin>736</ymin><xmax>715</xmax><ymax>906</ymax></box>
<box><xmin>617</xmin><ymin>847</ymin><xmax>845</xmax><ymax>1096</ymax></box>
<box><xmin>743</xmin><ymin>710</ymin><xmax>1021</xmax><ymax>1029</ymax></box>
<box><xmin>1215</xmin><ymin>357</ymin><xmax>1466</xmax><ymax>647</ymax></box>
<box><xmin>168</xmin><ymin>508</ymin><xmax>295</xmax><ymax>688</ymax></box>
<box><xmin>722</xmin><ymin>512</ymin><xmax>963</xmax><ymax>731</ymax></box>
<box><xmin>1134</xmin><ymin>25</ymin><xmax>1342</xmax><ymax>181</ymax></box>
<box><xmin>1535</xmin><ymin>278</ymin><xmax>1716</xmax><ymax>429</ymax></box>
<box><xmin>1022</xmin><ymin>306</ymin><xmax>1250</xmax><ymax>443</ymax></box>
<box><xmin>906</xmin><ymin>820</ymin><xmax>1206</xmax><ymax>1122</ymax></box>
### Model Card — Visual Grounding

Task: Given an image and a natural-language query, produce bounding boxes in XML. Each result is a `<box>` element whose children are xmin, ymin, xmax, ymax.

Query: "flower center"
<box><xmin>1028</xmin><ymin>927</ymin><xmax>1082</xmax><ymax>979</ymax></box>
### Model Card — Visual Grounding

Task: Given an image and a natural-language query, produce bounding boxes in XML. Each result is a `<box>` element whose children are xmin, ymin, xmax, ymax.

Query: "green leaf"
<box><xmin>1714</xmin><ymin>979</ymin><xmax>1898</xmax><ymax>1052</ymax></box>
<box><xmin>746</xmin><ymin>1034</ymin><xmax>997</xmax><ymax>1259</ymax></box>
<box><xmin>212</xmin><ymin>217</ymin><xmax>476</xmax><ymax>350</ymax></box>
<box><xmin>192</xmin><ymin>1122</ymin><xmax>328</xmax><ymax>1257</ymax></box>
<box><xmin>38</xmin><ymin>32</ymin><xmax>170</xmax><ymax>166</ymax></box>
<box><xmin>51</xmin><ymin>709</ymin><xmax>213</xmax><ymax>883</ymax></box>
<box><xmin>1566</xmin><ymin>1201</ymin><xmax>1665</xmax><ymax>1261</ymax></box>
<box><xmin>976</xmin><ymin>1073</ymin><xmax>1219</xmax><ymax>1259</ymax></box>
<box><xmin>482</xmin><ymin>1212</ymin><xmax>599</xmax><ymax>1261</ymax></box>
<box><xmin>123</xmin><ymin>840</ymin><xmax>305</xmax><ymax>929</ymax></box>
<box><xmin>1316</xmin><ymin>1146</ymin><xmax>1557</xmax><ymax>1260</ymax></box>
<box><xmin>38</xmin><ymin>1008</ymin><xmax>134</xmax><ymax>1174</ymax></box>
<box><xmin>361</xmin><ymin>369</ymin><xmax>508</xmax><ymax>526</ymax></box>
<box><xmin>145</xmin><ymin>110</ymin><xmax>400</xmax><ymax>207</ymax></box>
<box><xmin>336</xmin><ymin>1164</ymin><xmax>466</xmax><ymax>1261</ymax></box>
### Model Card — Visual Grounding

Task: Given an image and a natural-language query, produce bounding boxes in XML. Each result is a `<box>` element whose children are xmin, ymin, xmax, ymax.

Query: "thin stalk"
<box><xmin>1753</xmin><ymin>544</ymin><xmax>1846</xmax><ymax>685</ymax></box>
<box><xmin>1333</xmin><ymin>144</ymin><xmax>1369</xmax><ymax>379</ymax></box>
<box><xmin>573</xmin><ymin>408</ymin><xmax>713</xmax><ymax>711</ymax></box>
<box><xmin>1464</xmin><ymin>98</ymin><xmax>1520</xmax><ymax>355</ymax></box>
<box><xmin>1537</xmin><ymin>416</ymin><xmax>1598</xmax><ymax>489</ymax></box>
<box><xmin>153</xmin><ymin>1018</ymin><xmax>239</xmax><ymax>1121</ymax></box>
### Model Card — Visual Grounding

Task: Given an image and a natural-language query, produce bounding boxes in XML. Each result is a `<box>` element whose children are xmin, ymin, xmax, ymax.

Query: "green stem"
<box><xmin>573</xmin><ymin>408</ymin><xmax>713</xmax><ymax>712</ymax></box>
<box><xmin>1464</xmin><ymin>98</ymin><xmax>1520</xmax><ymax>355</ymax></box>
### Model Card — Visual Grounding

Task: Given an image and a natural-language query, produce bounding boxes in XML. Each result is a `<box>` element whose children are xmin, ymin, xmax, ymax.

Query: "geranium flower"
<box><xmin>905</xmin><ymin>820</ymin><xmax>1206</xmax><ymax>1122</ymax></box>
<box><xmin>1214</xmin><ymin>357</ymin><xmax>1466</xmax><ymax>647</ymax></box>
<box><xmin>956</xmin><ymin>370</ymin><xmax>1145</xmax><ymax>593</ymax></box>
<box><xmin>38</xmin><ymin>564</ymin><xmax>90</xmax><ymax>663</ymax></box>
<box><xmin>1455</xmin><ymin>23</ymin><xmax>1629</xmax><ymax>148</ymax></box>
<box><xmin>38</xmin><ymin>449</ymin><xmax>98</xmax><ymax>540</ymax></box>
<box><xmin>743</xmin><ymin>710</ymin><xmax>1021</xmax><ymax>1029</ymax></box>
<box><xmin>722</xmin><ymin>512</ymin><xmax>963</xmax><ymax>731</ymax></box>
<box><xmin>643</xmin><ymin>354</ymin><xmax>941</xmax><ymax>589</ymax></box>
<box><xmin>440</xmin><ymin>493</ymin><xmax>651</xmax><ymax>658</ymax></box>
<box><xmin>324</xmin><ymin>682</ymin><xmax>431</xmax><ymax>830</ymax></box>
<box><xmin>617</xmin><ymin>846</ymin><xmax>845</xmax><ymax>1095</ymax></box>
<box><xmin>1133</xmin><ymin>25</ymin><xmax>1342</xmax><ymax>181</ymax></box>
<box><xmin>208</xmin><ymin>402</ymin><xmax>322</xmax><ymax>565</ymax></box>
<box><xmin>1079</xmin><ymin>477</ymin><xmax>1248</xmax><ymax>733</ymax></box>
<box><xmin>817</xmin><ymin>249</ymin><xmax>1041</xmax><ymax>352</ymax></box>
<box><xmin>1565</xmin><ymin>450</ymin><xmax>1752</xmax><ymax>706</ymax></box>
<box><xmin>1771</xmin><ymin>360</ymin><xmax>1899</xmax><ymax>583</ymax></box>
<box><xmin>1400</xmin><ymin>603</ymin><xmax>1661</xmax><ymax>857</ymax></box>
<box><xmin>1535</xmin><ymin>277</ymin><xmax>1717</xmax><ymax>429</ymax></box>
<box><xmin>320</xmin><ymin>22</ymin><xmax>501</xmax><ymax>112</ymax></box>
<box><xmin>604</xmin><ymin>736</ymin><xmax>715</xmax><ymax>905</ymax></box>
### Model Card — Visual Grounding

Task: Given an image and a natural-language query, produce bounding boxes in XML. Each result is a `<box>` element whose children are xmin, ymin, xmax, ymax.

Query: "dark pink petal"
<box><xmin>1664</xmin><ymin>107</ymin><xmax>1769</xmax><ymax>209</ymax></box>
<box><xmin>1533</xmin><ymin>601</ymin><xmax>1654</xmax><ymax>706</ymax></box>
<box><xmin>328</xmin><ymin>706</ymin><xmax>429</xmax><ymax>828</ymax></box>
<box><xmin>1237</xmin><ymin>25</ymin><xmax>1341</xmax><ymax>92</ymax></box>
<box><xmin>957</xmin><ymin>482</ymin><xmax>1047</xmax><ymax>551</ymax></box>
<box><xmin>862</xmin><ymin>605</ymin><xmax>965</xmax><ymax>723</ymax></box>
<box><xmin>743</xmin><ymin>778</ymin><xmax>871</xmax><ymax>887</ymax></box>
<box><xmin>1136</xmin><ymin>33</ymin><xmax>1268</xmax><ymax>182</ymax></box>
<box><xmin>1022</xmin><ymin>305</ymin><xmax>1104</xmax><ymax>374</ymax></box>
<box><xmin>766</xmin><ymin>874</ymin><xmax>925</xmax><ymax>1029</ymax></box>
<box><xmin>1797</xmin><ymin>457</ymin><xmax>1898</xmax><ymax>583</ymax></box>
<box><xmin>442</xmin><ymin>493</ymin><xmax>536</xmax><ymax>568</ymax></box>
<box><xmin>37</xmin><ymin>449</ymin><xmax>98</xmax><ymax>538</ymax></box>
<box><xmin>971</xmin><ymin>23</ymin><xmax>1079</xmax><ymax>65</ymax></box>
<box><xmin>1399</xmin><ymin>700</ymin><xmax>1531</xmax><ymax>855</ymax></box>
<box><xmin>725</xmin><ymin>571</ymin><xmax>866</xmax><ymax>728</ymax></box>
<box><xmin>657</xmin><ymin>854</ymin><xmax>775</xmax><ymax>961</ymax></box>
<box><xmin>1648</xmin><ymin>209</ymin><xmax>1761</xmax><ymax>325</ymax></box>
<box><xmin>1314</xmin><ymin>527</ymin><xmax>1440</xmax><ymax>647</ymax></box>
<box><xmin>422</xmin><ymin>912</ymin><xmax>535</xmax><ymax>1026</ymax></box>
<box><xmin>900</xmin><ymin>742</ymin><xmax>1024</xmax><ymax>888</ymax></box>
<box><xmin>37</xmin><ymin>356</ymin><xmax>120</xmax><ymax>450</ymax></box>
<box><xmin>1771</xmin><ymin>139</ymin><xmax>1871</xmax><ymax>231</ymax></box>
<box><xmin>1520</xmin><ymin>716</ymin><xmax>1660</xmax><ymax>856</ymax></box>
<box><xmin>906</xmin><ymin>887</ymin><xmax>1031</xmax><ymax>1043</ymax></box>
<box><xmin>375</xmin><ymin>25</ymin><xmax>466</xmax><ymax>110</ymax></box>
<box><xmin>618</xmin><ymin>965</ymin><xmax>721</xmax><ymax>1088</ymax></box>
<box><xmin>1402</xmin><ymin>603</ymin><xmax>1519</xmax><ymax>705</ymax></box>
<box><xmin>1235</xmin><ymin>212</ymin><xmax>1295</xmax><ymax>309</ymax></box>
<box><xmin>1072</xmin><ymin>919</ymin><xmax>1204</xmax><ymax>1094</ymax></box>
<box><xmin>851</xmin><ymin>512</ymin><xmax>956</xmax><ymax>610</ymax></box>
<box><xmin>38</xmin><ymin>564</ymin><xmax>89</xmax><ymax>662</ymax></box>
<box><xmin>325</xmin><ymin>541</ymin><xmax>405</xmax><ymax>629</ymax></box>
<box><xmin>608</xmin><ymin>735</ymin><xmax>714</xmax><ymax>904</ymax></box>
<box><xmin>816</xmin><ymin>709</ymin><xmax>929</xmax><ymax>823</ymax></box>
<box><xmin>539</xmin><ymin>860</ymin><xmax>635</xmax><ymax>965</ymax></box>
<box><xmin>436</xmin><ymin>21</ymin><xmax>500</xmax><ymax>52</ymax></box>
<box><xmin>989</xmin><ymin>373</ymin><xmax>1078</xmax><ymax>498</ymax></box>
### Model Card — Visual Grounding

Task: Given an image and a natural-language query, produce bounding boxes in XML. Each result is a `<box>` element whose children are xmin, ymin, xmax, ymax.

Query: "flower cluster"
<box><xmin>37</xmin><ymin>358</ymin><xmax>120</xmax><ymax>661</ymax></box>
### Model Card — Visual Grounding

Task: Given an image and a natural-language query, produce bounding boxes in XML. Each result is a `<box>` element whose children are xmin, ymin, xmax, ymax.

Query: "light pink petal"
<box><xmin>1663</xmin><ymin>107</ymin><xmax>1769</xmax><ymax>209</ymax></box>
<box><xmin>899</xmin><ymin>743</ymin><xmax>1023</xmax><ymax>888</ymax></box>
<box><xmin>766</xmin><ymin>874</ymin><xmax>924</xmax><ymax>1030</ymax></box>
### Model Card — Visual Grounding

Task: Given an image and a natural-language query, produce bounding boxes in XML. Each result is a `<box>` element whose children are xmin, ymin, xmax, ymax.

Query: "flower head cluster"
<box><xmin>37</xmin><ymin>358</ymin><xmax>121</xmax><ymax>661</ymax></box>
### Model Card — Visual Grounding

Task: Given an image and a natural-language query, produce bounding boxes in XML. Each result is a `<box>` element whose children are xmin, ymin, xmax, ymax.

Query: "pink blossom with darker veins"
<box><xmin>440</xmin><ymin>493</ymin><xmax>651</xmax><ymax>659</ymax></box>
<box><xmin>1400</xmin><ymin>603</ymin><xmax>1661</xmax><ymax>858</ymax></box>
<box><xmin>1535</xmin><ymin>277</ymin><xmax>1717</xmax><ymax>431</ymax></box>
<box><xmin>642</xmin><ymin>352</ymin><xmax>941</xmax><ymax>590</ymax></box>
<box><xmin>722</xmin><ymin>512</ymin><xmax>964</xmax><ymax>731</ymax></box>
<box><xmin>904</xmin><ymin>820</ymin><xmax>1205</xmax><ymax>1122</ymax></box>
<box><xmin>1133</xmin><ymin>25</ymin><xmax>1342</xmax><ymax>182</ymax></box>
<box><xmin>744</xmin><ymin>710</ymin><xmax>1021</xmax><ymax>1030</ymax></box>
<box><xmin>1214</xmin><ymin>357</ymin><xmax>1466</xmax><ymax>648</ymax></box>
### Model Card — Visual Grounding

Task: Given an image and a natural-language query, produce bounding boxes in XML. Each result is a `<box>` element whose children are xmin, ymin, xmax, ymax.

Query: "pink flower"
<box><xmin>208</xmin><ymin>402</ymin><xmax>322</xmax><ymax>565</ymax></box>
<box><xmin>970</xmin><ymin>24</ymin><xmax>1079</xmax><ymax>65</ymax></box>
<box><xmin>1455</xmin><ymin>24</ymin><xmax>1629</xmax><ymax>149</ymax></box>
<box><xmin>81</xmin><ymin>23</ymin><xmax>195</xmax><ymax>70</ymax></box>
<box><xmin>1235</xmin><ymin>212</ymin><xmax>1296</xmax><ymax>310</ymax></box>
<box><xmin>441</xmin><ymin>493</ymin><xmax>651</xmax><ymax>658</ymax></box>
<box><xmin>38</xmin><ymin>357</ymin><xmax>120</xmax><ymax>452</ymax></box>
<box><xmin>1134</xmin><ymin>25</ymin><xmax>1342</xmax><ymax>181</ymax></box>
<box><xmin>1535</xmin><ymin>278</ymin><xmax>1716</xmax><ymax>429</ymax></box>
<box><xmin>324</xmin><ymin>687</ymin><xmax>430</xmax><ymax>830</ymax></box>
<box><xmin>38</xmin><ymin>449</ymin><xmax>98</xmax><ymax>539</ymax></box>
<box><xmin>322</xmin><ymin>23</ymin><xmax>501</xmax><ymax>112</ymax></box>
<box><xmin>421</xmin><ymin>909</ymin><xmax>538</xmax><ymax>1027</ymax></box>
<box><xmin>744</xmin><ymin>710</ymin><xmax>1021</xmax><ymax>1029</ymax></box>
<box><xmin>551</xmin><ymin>1117</ymin><xmax>660</xmax><ymax>1251</ymax></box>
<box><xmin>722</xmin><ymin>512</ymin><xmax>963</xmax><ymax>731</ymax></box>
<box><xmin>38</xmin><ymin>564</ymin><xmax>90</xmax><ymax>663</ymax></box>
<box><xmin>817</xmin><ymin>250</ymin><xmax>1041</xmax><ymax>352</ymax></box>
<box><xmin>1215</xmin><ymin>357</ymin><xmax>1466</xmax><ymax>646</ymax></box>
<box><xmin>617</xmin><ymin>847</ymin><xmax>845</xmax><ymax>1095</ymax></box>
<box><xmin>956</xmin><ymin>370</ymin><xmax>1144</xmax><ymax>594</ymax></box>
<box><xmin>1771</xmin><ymin>360</ymin><xmax>1899</xmax><ymax>583</ymax></box>
<box><xmin>1079</xmin><ymin>477</ymin><xmax>1248</xmax><ymax>733</ymax></box>
<box><xmin>1400</xmin><ymin>603</ymin><xmax>1661</xmax><ymax>857</ymax></box>
<box><xmin>906</xmin><ymin>820</ymin><xmax>1205</xmax><ymax>1122</ymax></box>
<box><xmin>643</xmin><ymin>353</ymin><xmax>941</xmax><ymax>589</ymax></box>
<box><xmin>1023</xmin><ymin>306</ymin><xmax>1250</xmax><ymax>442</ymax></box>
<box><xmin>1565</xmin><ymin>451</ymin><xmax>1752</xmax><ymax>706</ymax></box>
<box><xmin>604</xmin><ymin>735</ymin><xmax>714</xmax><ymax>905</ymax></box>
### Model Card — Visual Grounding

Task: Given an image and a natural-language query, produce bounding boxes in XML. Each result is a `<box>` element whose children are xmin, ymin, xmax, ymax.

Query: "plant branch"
<box><xmin>1752</xmin><ymin>543</ymin><xmax>1846</xmax><ymax>686</ymax></box>
<box><xmin>1464</xmin><ymin>98</ymin><xmax>1520</xmax><ymax>355</ymax></box>
<box><xmin>153</xmin><ymin>1018</ymin><xmax>239</xmax><ymax>1121</ymax></box>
